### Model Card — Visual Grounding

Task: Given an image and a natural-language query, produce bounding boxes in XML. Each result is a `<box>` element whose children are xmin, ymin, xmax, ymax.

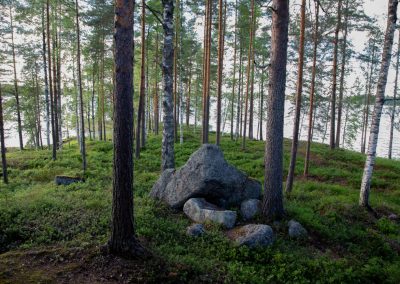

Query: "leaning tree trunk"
<box><xmin>261</xmin><ymin>0</ymin><xmax>289</xmax><ymax>221</ymax></box>
<box><xmin>335</xmin><ymin>0</ymin><xmax>349</xmax><ymax>148</ymax></box>
<box><xmin>216</xmin><ymin>0</ymin><xmax>225</xmax><ymax>145</ymax></box>
<box><xmin>75</xmin><ymin>0</ymin><xmax>86</xmax><ymax>173</ymax></box>
<box><xmin>106</xmin><ymin>0</ymin><xmax>143</xmax><ymax>257</ymax></box>
<box><xmin>285</xmin><ymin>0</ymin><xmax>306</xmax><ymax>194</ymax></box>
<box><xmin>329</xmin><ymin>0</ymin><xmax>342</xmax><ymax>150</ymax></box>
<box><xmin>359</xmin><ymin>0</ymin><xmax>398</xmax><ymax>208</ymax></box>
<box><xmin>0</xmin><ymin>84</ymin><xmax>8</xmax><ymax>184</ymax></box>
<box><xmin>161</xmin><ymin>0</ymin><xmax>175</xmax><ymax>171</ymax></box>
<box><xmin>304</xmin><ymin>0</ymin><xmax>319</xmax><ymax>177</ymax></box>
<box><xmin>388</xmin><ymin>30</ymin><xmax>400</xmax><ymax>159</ymax></box>
<box><xmin>9</xmin><ymin>6</ymin><xmax>23</xmax><ymax>150</ymax></box>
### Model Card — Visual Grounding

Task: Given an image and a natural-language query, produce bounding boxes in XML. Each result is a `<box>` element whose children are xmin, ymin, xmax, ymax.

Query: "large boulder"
<box><xmin>183</xmin><ymin>198</ymin><xmax>237</xmax><ymax>229</ymax></box>
<box><xmin>227</xmin><ymin>224</ymin><xmax>274</xmax><ymax>248</ymax></box>
<box><xmin>150</xmin><ymin>144</ymin><xmax>261</xmax><ymax>209</ymax></box>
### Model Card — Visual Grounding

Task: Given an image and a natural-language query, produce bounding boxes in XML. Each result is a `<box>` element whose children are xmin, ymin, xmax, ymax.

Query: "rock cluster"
<box><xmin>151</xmin><ymin>144</ymin><xmax>307</xmax><ymax>248</ymax></box>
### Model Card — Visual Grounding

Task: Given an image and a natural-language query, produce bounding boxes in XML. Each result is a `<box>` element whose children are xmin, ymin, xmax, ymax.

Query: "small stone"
<box><xmin>186</xmin><ymin>224</ymin><xmax>205</xmax><ymax>237</ymax></box>
<box><xmin>227</xmin><ymin>224</ymin><xmax>274</xmax><ymax>248</ymax></box>
<box><xmin>240</xmin><ymin>199</ymin><xmax>261</xmax><ymax>220</ymax></box>
<box><xmin>388</xmin><ymin>214</ymin><xmax>398</xmax><ymax>220</ymax></box>
<box><xmin>183</xmin><ymin>198</ymin><xmax>237</xmax><ymax>229</ymax></box>
<box><xmin>55</xmin><ymin>176</ymin><xmax>84</xmax><ymax>186</ymax></box>
<box><xmin>288</xmin><ymin>220</ymin><xmax>308</xmax><ymax>239</ymax></box>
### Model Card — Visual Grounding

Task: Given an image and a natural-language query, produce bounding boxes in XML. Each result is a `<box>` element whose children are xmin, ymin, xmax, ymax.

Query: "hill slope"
<box><xmin>0</xmin><ymin>131</ymin><xmax>399</xmax><ymax>283</ymax></box>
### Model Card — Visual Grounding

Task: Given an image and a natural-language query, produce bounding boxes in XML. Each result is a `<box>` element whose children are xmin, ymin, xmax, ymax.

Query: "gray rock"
<box><xmin>149</xmin><ymin>169</ymin><xmax>175</xmax><ymax>198</ymax></box>
<box><xmin>55</xmin><ymin>176</ymin><xmax>84</xmax><ymax>186</ymax></box>
<box><xmin>183</xmin><ymin>198</ymin><xmax>237</xmax><ymax>229</ymax></box>
<box><xmin>388</xmin><ymin>214</ymin><xmax>398</xmax><ymax>220</ymax></box>
<box><xmin>186</xmin><ymin>224</ymin><xmax>205</xmax><ymax>237</ymax></box>
<box><xmin>240</xmin><ymin>199</ymin><xmax>261</xmax><ymax>220</ymax></box>
<box><xmin>150</xmin><ymin>144</ymin><xmax>261</xmax><ymax>208</ymax></box>
<box><xmin>227</xmin><ymin>224</ymin><xmax>274</xmax><ymax>248</ymax></box>
<box><xmin>288</xmin><ymin>220</ymin><xmax>308</xmax><ymax>238</ymax></box>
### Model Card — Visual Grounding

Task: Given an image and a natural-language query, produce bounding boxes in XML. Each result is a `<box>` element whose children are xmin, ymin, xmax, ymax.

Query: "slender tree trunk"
<box><xmin>161</xmin><ymin>0</ymin><xmax>175</xmax><ymax>170</ymax></box>
<box><xmin>174</xmin><ymin>1</ymin><xmax>179</xmax><ymax>143</ymax></box>
<box><xmin>330</xmin><ymin>0</ymin><xmax>342</xmax><ymax>149</ymax></box>
<box><xmin>359</xmin><ymin>0</ymin><xmax>398</xmax><ymax>208</ymax></box>
<box><xmin>75</xmin><ymin>0</ymin><xmax>86</xmax><ymax>173</ymax></box>
<box><xmin>335</xmin><ymin>0</ymin><xmax>349</xmax><ymax>148</ymax></box>
<box><xmin>186</xmin><ymin>57</ymin><xmax>193</xmax><ymax>127</ymax></box>
<box><xmin>178</xmin><ymin>0</ymin><xmax>184</xmax><ymax>145</ymax></box>
<box><xmin>285</xmin><ymin>0</ymin><xmax>306</xmax><ymax>193</ymax></box>
<box><xmin>249</xmin><ymin>48</ymin><xmax>255</xmax><ymax>140</ymax></box>
<box><xmin>154</xmin><ymin>29</ymin><xmax>160</xmax><ymax>135</ymax></box>
<box><xmin>42</xmin><ymin>5</ymin><xmax>50</xmax><ymax>148</ymax></box>
<box><xmin>107</xmin><ymin>0</ymin><xmax>143</xmax><ymax>257</ymax></box>
<box><xmin>259</xmin><ymin>56</ymin><xmax>265</xmax><ymax>141</ymax></box>
<box><xmin>47</xmin><ymin>0</ymin><xmax>56</xmax><ymax>160</ymax></box>
<box><xmin>216</xmin><ymin>0</ymin><xmax>226</xmax><ymax>145</ymax></box>
<box><xmin>261</xmin><ymin>0</ymin><xmax>289</xmax><ymax>220</ymax></box>
<box><xmin>0</xmin><ymin>84</ymin><xmax>7</xmax><ymax>184</ymax></box>
<box><xmin>9</xmin><ymin>6</ymin><xmax>24</xmax><ymax>150</ymax></box>
<box><xmin>304</xmin><ymin>1</ymin><xmax>319</xmax><ymax>177</ymax></box>
<box><xmin>388</xmin><ymin>30</ymin><xmax>400</xmax><ymax>159</ymax></box>
<box><xmin>202</xmin><ymin>0</ymin><xmax>211</xmax><ymax>144</ymax></box>
<box><xmin>242</xmin><ymin>0</ymin><xmax>255</xmax><ymax>149</ymax></box>
<box><xmin>52</xmin><ymin>25</ymin><xmax>59</xmax><ymax>150</ymax></box>
<box><xmin>92</xmin><ymin>67</ymin><xmax>96</xmax><ymax>140</ymax></box>
<box><xmin>362</xmin><ymin>50</ymin><xmax>375</xmax><ymax>154</ymax></box>
<box><xmin>34</xmin><ymin>63</ymin><xmax>43</xmax><ymax>149</ymax></box>
<box><xmin>136</xmin><ymin>0</ymin><xmax>146</xmax><ymax>158</ymax></box>
<box><xmin>235</xmin><ymin>44</ymin><xmax>243</xmax><ymax>141</ymax></box>
<box><xmin>230</xmin><ymin>0</ymin><xmax>238</xmax><ymax>141</ymax></box>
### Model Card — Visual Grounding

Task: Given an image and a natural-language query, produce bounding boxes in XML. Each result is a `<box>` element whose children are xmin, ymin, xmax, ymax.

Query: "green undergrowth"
<box><xmin>0</xmin><ymin>129</ymin><xmax>399</xmax><ymax>283</ymax></box>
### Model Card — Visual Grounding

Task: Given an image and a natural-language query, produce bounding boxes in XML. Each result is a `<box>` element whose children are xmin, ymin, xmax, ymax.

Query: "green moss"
<box><xmin>0</xmin><ymin>130</ymin><xmax>399</xmax><ymax>282</ymax></box>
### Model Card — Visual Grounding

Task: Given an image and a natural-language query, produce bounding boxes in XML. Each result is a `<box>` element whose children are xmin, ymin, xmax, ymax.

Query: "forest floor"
<box><xmin>0</xmin><ymin>129</ymin><xmax>399</xmax><ymax>283</ymax></box>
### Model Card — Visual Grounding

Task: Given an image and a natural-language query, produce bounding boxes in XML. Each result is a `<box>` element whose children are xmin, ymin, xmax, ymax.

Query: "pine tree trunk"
<box><xmin>230</xmin><ymin>0</ymin><xmax>238</xmax><ymax>141</ymax></box>
<box><xmin>107</xmin><ymin>0</ymin><xmax>142</xmax><ymax>257</ymax></box>
<box><xmin>92</xmin><ymin>68</ymin><xmax>96</xmax><ymax>140</ymax></box>
<box><xmin>359</xmin><ymin>0</ymin><xmax>398</xmax><ymax>208</ymax></box>
<box><xmin>304</xmin><ymin>1</ymin><xmax>319</xmax><ymax>177</ymax></box>
<box><xmin>388</xmin><ymin>31</ymin><xmax>400</xmax><ymax>159</ymax></box>
<box><xmin>242</xmin><ymin>0</ymin><xmax>255</xmax><ymax>149</ymax></box>
<box><xmin>154</xmin><ymin>29</ymin><xmax>160</xmax><ymax>135</ymax></box>
<box><xmin>335</xmin><ymin>0</ymin><xmax>349</xmax><ymax>148</ymax></box>
<box><xmin>9</xmin><ymin>6</ymin><xmax>24</xmax><ymax>150</ymax></box>
<box><xmin>161</xmin><ymin>0</ymin><xmax>175</xmax><ymax>171</ymax></box>
<box><xmin>285</xmin><ymin>0</ymin><xmax>306</xmax><ymax>193</ymax></box>
<box><xmin>136</xmin><ymin>0</ymin><xmax>146</xmax><ymax>158</ymax></box>
<box><xmin>42</xmin><ymin>5</ymin><xmax>51</xmax><ymax>148</ymax></box>
<box><xmin>261</xmin><ymin>0</ymin><xmax>289</xmax><ymax>220</ymax></box>
<box><xmin>259</xmin><ymin>56</ymin><xmax>265</xmax><ymax>141</ymax></box>
<box><xmin>330</xmin><ymin>0</ymin><xmax>342</xmax><ymax>149</ymax></box>
<box><xmin>52</xmin><ymin>27</ymin><xmax>59</xmax><ymax>150</ymax></box>
<box><xmin>216</xmin><ymin>0</ymin><xmax>225</xmax><ymax>145</ymax></box>
<box><xmin>235</xmin><ymin>44</ymin><xmax>243</xmax><ymax>141</ymax></box>
<box><xmin>186</xmin><ymin>57</ymin><xmax>193</xmax><ymax>127</ymax></box>
<box><xmin>47</xmin><ymin>0</ymin><xmax>56</xmax><ymax>160</ymax></box>
<box><xmin>202</xmin><ymin>0</ymin><xmax>211</xmax><ymax>144</ymax></box>
<box><xmin>249</xmin><ymin>48</ymin><xmax>255</xmax><ymax>140</ymax></box>
<box><xmin>75</xmin><ymin>0</ymin><xmax>86</xmax><ymax>173</ymax></box>
<box><xmin>174</xmin><ymin>2</ymin><xmax>179</xmax><ymax>143</ymax></box>
<box><xmin>0</xmin><ymin>84</ymin><xmax>7</xmax><ymax>184</ymax></box>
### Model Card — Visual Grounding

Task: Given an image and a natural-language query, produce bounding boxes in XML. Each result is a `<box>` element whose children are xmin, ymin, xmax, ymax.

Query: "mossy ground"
<box><xmin>0</xmin><ymin>129</ymin><xmax>399</xmax><ymax>283</ymax></box>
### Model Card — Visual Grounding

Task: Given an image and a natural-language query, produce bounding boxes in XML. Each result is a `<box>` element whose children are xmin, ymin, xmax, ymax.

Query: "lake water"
<box><xmin>3</xmin><ymin>100</ymin><xmax>399</xmax><ymax>160</ymax></box>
